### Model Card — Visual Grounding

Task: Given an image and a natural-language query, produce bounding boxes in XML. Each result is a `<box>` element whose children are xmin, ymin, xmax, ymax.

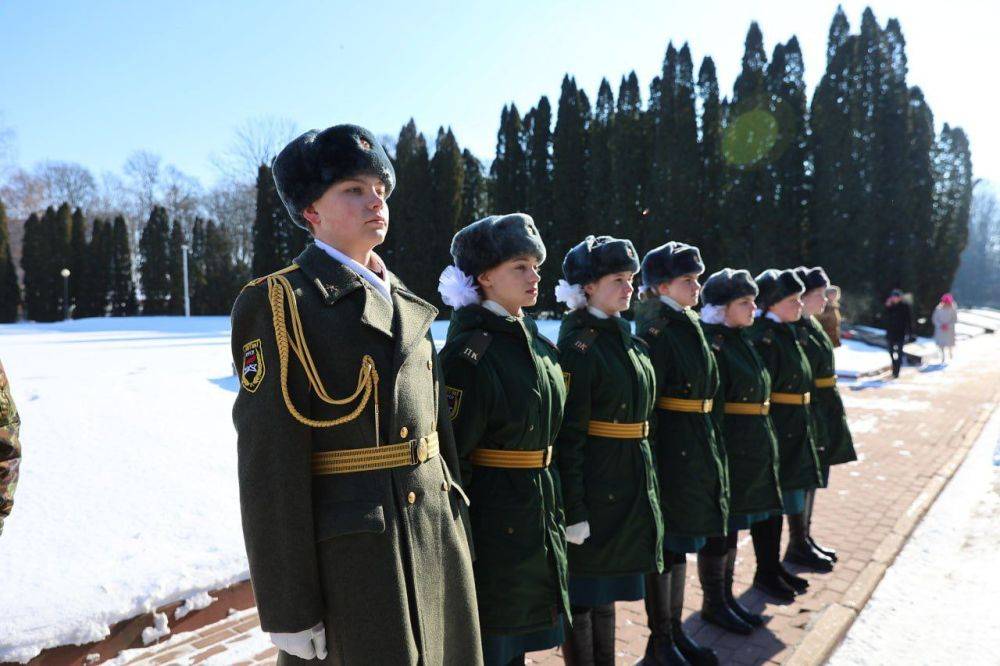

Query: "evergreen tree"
<box><xmin>168</xmin><ymin>219</ymin><xmax>187</xmax><ymax>314</ymax></box>
<box><xmin>188</xmin><ymin>218</ymin><xmax>209</xmax><ymax>315</ymax></box>
<box><xmin>904</xmin><ymin>86</ymin><xmax>937</xmax><ymax>302</ymax></box>
<box><xmin>251</xmin><ymin>164</ymin><xmax>308</xmax><ymax>277</ymax></box>
<box><xmin>460</xmin><ymin>150</ymin><xmax>488</xmax><ymax>226</ymax></box>
<box><xmin>611</xmin><ymin>73</ymin><xmax>648</xmax><ymax>249</ymax></box>
<box><xmin>0</xmin><ymin>200</ymin><xmax>20</xmax><ymax>322</ymax></box>
<box><xmin>429</xmin><ymin>127</ymin><xmax>465</xmax><ymax>309</ymax></box>
<box><xmin>21</xmin><ymin>213</ymin><xmax>46</xmax><ymax>321</ymax></box>
<box><xmin>548</xmin><ymin>75</ymin><xmax>590</xmax><ymax>311</ymax></box>
<box><xmin>670</xmin><ymin>45</ymin><xmax>701</xmax><ymax>247</ymax></box>
<box><xmin>69</xmin><ymin>208</ymin><xmax>87</xmax><ymax>314</ymax></box>
<box><xmin>648</xmin><ymin>44</ymin><xmax>678</xmax><ymax>245</ymax></box>
<box><xmin>492</xmin><ymin>105</ymin><xmax>529</xmax><ymax>213</ymax></box>
<box><xmin>827</xmin><ymin>5</ymin><xmax>851</xmax><ymax>64</ymax></box>
<box><xmin>203</xmin><ymin>220</ymin><xmax>243</xmax><ymax>314</ymax></box>
<box><xmin>525</xmin><ymin>96</ymin><xmax>554</xmax><ymax>232</ymax></box>
<box><xmin>390</xmin><ymin>120</ymin><xmax>435</xmax><ymax>290</ymax></box>
<box><xmin>588</xmin><ymin>79</ymin><xmax>615</xmax><ymax>232</ymax></box>
<box><xmin>139</xmin><ymin>206</ymin><xmax>171</xmax><ymax>314</ymax></box>
<box><xmin>111</xmin><ymin>216</ymin><xmax>137</xmax><ymax>316</ymax></box>
<box><xmin>697</xmin><ymin>57</ymin><xmax>725</xmax><ymax>263</ymax></box>
<box><xmin>50</xmin><ymin>204</ymin><xmax>73</xmax><ymax>320</ymax></box>
<box><xmin>78</xmin><ymin>218</ymin><xmax>114</xmax><ymax>318</ymax></box>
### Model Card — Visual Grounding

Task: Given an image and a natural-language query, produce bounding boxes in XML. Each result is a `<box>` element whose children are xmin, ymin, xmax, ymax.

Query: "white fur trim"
<box><xmin>438</xmin><ymin>265</ymin><xmax>481</xmax><ymax>308</ymax></box>
<box><xmin>555</xmin><ymin>279</ymin><xmax>588</xmax><ymax>310</ymax></box>
<box><xmin>699</xmin><ymin>303</ymin><xmax>727</xmax><ymax>324</ymax></box>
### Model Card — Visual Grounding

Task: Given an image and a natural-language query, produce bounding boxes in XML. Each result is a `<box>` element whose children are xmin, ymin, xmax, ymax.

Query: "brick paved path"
<box><xmin>121</xmin><ymin>334</ymin><xmax>1000</xmax><ymax>666</ymax></box>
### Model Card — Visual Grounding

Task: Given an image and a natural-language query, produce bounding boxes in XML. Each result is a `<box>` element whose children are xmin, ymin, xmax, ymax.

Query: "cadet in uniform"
<box><xmin>437</xmin><ymin>214</ymin><xmax>568</xmax><ymax>666</ymax></box>
<box><xmin>639</xmin><ymin>242</ymin><xmax>728</xmax><ymax>666</ymax></box>
<box><xmin>698</xmin><ymin>269</ymin><xmax>783</xmax><ymax>633</ymax></box>
<box><xmin>790</xmin><ymin>266</ymin><xmax>857</xmax><ymax>569</ymax></box>
<box><xmin>748</xmin><ymin>270</ymin><xmax>823</xmax><ymax>601</ymax></box>
<box><xmin>230</xmin><ymin>124</ymin><xmax>481</xmax><ymax>665</ymax></box>
<box><xmin>553</xmin><ymin>236</ymin><xmax>663</xmax><ymax>665</ymax></box>
<box><xmin>0</xmin><ymin>358</ymin><xmax>20</xmax><ymax>536</ymax></box>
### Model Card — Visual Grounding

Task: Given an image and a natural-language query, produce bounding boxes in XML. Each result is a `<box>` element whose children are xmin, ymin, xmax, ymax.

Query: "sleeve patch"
<box><xmin>240</xmin><ymin>339</ymin><xmax>265</xmax><ymax>393</ymax></box>
<box><xmin>446</xmin><ymin>386</ymin><xmax>463</xmax><ymax>420</ymax></box>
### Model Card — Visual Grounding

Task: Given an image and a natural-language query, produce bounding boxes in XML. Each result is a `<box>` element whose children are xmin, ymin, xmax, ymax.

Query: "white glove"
<box><xmin>270</xmin><ymin>622</ymin><xmax>328</xmax><ymax>660</ymax></box>
<box><xmin>566</xmin><ymin>521</ymin><xmax>591</xmax><ymax>545</ymax></box>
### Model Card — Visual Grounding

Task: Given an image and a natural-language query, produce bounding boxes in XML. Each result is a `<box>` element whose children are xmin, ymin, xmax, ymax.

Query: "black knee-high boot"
<box><xmin>804</xmin><ymin>488</ymin><xmax>838</xmax><ymax>562</ymax></box>
<box><xmin>697</xmin><ymin>543</ymin><xmax>753</xmax><ymax>634</ymax></box>
<box><xmin>670</xmin><ymin>559</ymin><xmax>718</xmax><ymax>666</ymax></box>
<box><xmin>784</xmin><ymin>510</ymin><xmax>834</xmax><ymax>572</ymax></box>
<box><xmin>592</xmin><ymin>603</ymin><xmax>616</xmax><ymax>666</ymax></box>
<box><xmin>563</xmin><ymin>605</ymin><xmax>594</xmax><ymax>666</ymax></box>
<box><xmin>750</xmin><ymin>516</ymin><xmax>796</xmax><ymax>602</ymax></box>
<box><xmin>725</xmin><ymin>546</ymin><xmax>764</xmax><ymax>626</ymax></box>
<box><xmin>642</xmin><ymin>571</ymin><xmax>688</xmax><ymax>665</ymax></box>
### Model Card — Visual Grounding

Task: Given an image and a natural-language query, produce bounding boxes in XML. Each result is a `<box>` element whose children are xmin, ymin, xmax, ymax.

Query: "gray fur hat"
<box><xmin>641</xmin><ymin>241</ymin><xmax>705</xmax><ymax>287</ymax></box>
<box><xmin>272</xmin><ymin>124</ymin><xmax>395</xmax><ymax>230</ymax></box>
<box><xmin>793</xmin><ymin>266</ymin><xmax>831</xmax><ymax>292</ymax></box>
<box><xmin>755</xmin><ymin>269</ymin><xmax>805</xmax><ymax>311</ymax></box>
<box><xmin>563</xmin><ymin>235</ymin><xmax>640</xmax><ymax>286</ymax></box>
<box><xmin>450</xmin><ymin>213</ymin><xmax>546</xmax><ymax>277</ymax></box>
<box><xmin>702</xmin><ymin>268</ymin><xmax>759</xmax><ymax>306</ymax></box>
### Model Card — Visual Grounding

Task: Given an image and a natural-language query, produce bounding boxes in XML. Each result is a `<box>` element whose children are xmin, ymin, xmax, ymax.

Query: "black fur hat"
<box><xmin>792</xmin><ymin>266</ymin><xmax>832</xmax><ymax>292</ymax></box>
<box><xmin>641</xmin><ymin>241</ymin><xmax>705</xmax><ymax>287</ymax></box>
<box><xmin>755</xmin><ymin>269</ymin><xmax>805</xmax><ymax>311</ymax></box>
<box><xmin>450</xmin><ymin>213</ymin><xmax>546</xmax><ymax>277</ymax></box>
<box><xmin>702</xmin><ymin>268</ymin><xmax>759</xmax><ymax>306</ymax></box>
<box><xmin>562</xmin><ymin>235</ymin><xmax>640</xmax><ymax>286</ymax></box>
<box><xmin>272</xmin><ymin>124</ymin><xmax>395</xmax><ymax>230</ymax></box>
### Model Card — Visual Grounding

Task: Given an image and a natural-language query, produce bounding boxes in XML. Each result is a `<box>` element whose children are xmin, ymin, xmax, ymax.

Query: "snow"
<box><xmin>830</xmin><ymin>405</ymin><xmax>1000</xmax><ymax>665</ymax></box>
<box><xmin>141</xmin><ymin>613</ymin><xmax>170</xmax><ymax>645</ymax></box>
<box><xmin>833</xmin><ymin>339</ymin><xmax>890</xmax><ymax>379</ymax></box>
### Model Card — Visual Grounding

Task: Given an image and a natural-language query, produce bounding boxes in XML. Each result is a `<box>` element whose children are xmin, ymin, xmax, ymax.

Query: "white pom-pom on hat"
<box><xmin>438</xmin><ymin>265</ymin><xmax>481</xmax><ymax>308</ymax></box>
<box><xmin>699</xmin><ymin>303</ymin><xmax>727</xmax><ymax>325</ymax></box>
<box><xmin>555</xmin><ymin>279</ymin><xmax>588</xmax><ymax>310</ymax></box>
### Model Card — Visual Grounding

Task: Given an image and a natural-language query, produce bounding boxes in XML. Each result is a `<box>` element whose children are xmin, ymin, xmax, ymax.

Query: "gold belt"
<box><xmin>724</xmin><ymin>401</ymin><xmax>770</xmax><ymax>416</ymax></box>
<box><xmin>469</xmin><ymin>446</ymin><xmax>553</xmax><ymax>469</ymax></box>
<box><xmin>312</xmin><ymin>432</ymin><xmax>439</xmax><ymax>475</ymax></box>
<box><xmin>656</xmin><ymin>397</ymin><xmax>714</xmax><ymax>413</ymax></box>
<box><xmin>587</xmin><ymin>420</ymin><xmax>650</xmax><ymax>439</ymax></box>
<box><xmin>814</xmin><ymin>376</ymin><xmax>837</xmax><ymax>388</ymax></box>
<box><xmin>771</xmin><ymin>392</ymin><xmax>811</xmax><ymax>406</ymax></box>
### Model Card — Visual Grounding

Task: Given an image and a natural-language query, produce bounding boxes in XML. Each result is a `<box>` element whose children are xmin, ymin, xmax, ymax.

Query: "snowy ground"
<box><xmin>830</xmin><ymin>404</ymin><xmax>1000</xmax><ymax>666</ymax></box>
<box><xmin>0</xmin><ymin>316</ymin><xmax>983</xmax><ymax>662</ymax></box>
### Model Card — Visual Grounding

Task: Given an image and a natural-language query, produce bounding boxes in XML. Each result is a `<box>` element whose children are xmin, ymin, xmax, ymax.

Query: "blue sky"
<box><xmin>1</xmin><ymin>0</ymin><xmax>997</xmax><ymax>186</ymax></box>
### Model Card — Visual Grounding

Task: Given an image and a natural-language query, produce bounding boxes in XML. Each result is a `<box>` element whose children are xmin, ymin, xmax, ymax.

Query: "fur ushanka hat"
<box><xmin>641</xmin><ymin>241</ymin><xmax>705</xmax><ymax>288</ymax></box>
<box><xmin>792</xmin><ymin>266</ymin><xmax>832</xmax><ymax>292</ymax></box>
<box><xmin>701</xmin><ymin>268</ymin><xmax>759</xmax><ymax>307</ymax></box>
<box><xmin>556</xmin><ymin>235</ymin><xmax>640</xmax><ymax>309</ymax></box>
<box><xmin>272</xmin><ymin>124</ymin><xmax>395</xmax><ymax>230</ymax></box>
<box><xmin>755</xmin><ymin>269</ymin><xmax>805</xmax><ymax>311</ymax></box>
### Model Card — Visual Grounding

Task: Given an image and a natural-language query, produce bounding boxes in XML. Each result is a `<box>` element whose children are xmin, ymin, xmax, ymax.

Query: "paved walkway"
<box><xmin>117</xmin><ymin>334</ymin><xmax>1000</xmax><ymax>665</ymax></box>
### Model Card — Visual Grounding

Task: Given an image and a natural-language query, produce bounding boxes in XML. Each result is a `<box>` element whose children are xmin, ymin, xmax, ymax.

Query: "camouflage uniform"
<box><xmin>0</xmin><ymin>359</ymin><xmax>21</xmax><ymax>535</ymax></box>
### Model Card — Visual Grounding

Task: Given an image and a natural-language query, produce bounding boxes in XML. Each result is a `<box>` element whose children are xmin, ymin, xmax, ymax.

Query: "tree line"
<box><xmin>0</xmin><ymin>6</ymin><xmax>978</xmax><ymax>326</ymax></box>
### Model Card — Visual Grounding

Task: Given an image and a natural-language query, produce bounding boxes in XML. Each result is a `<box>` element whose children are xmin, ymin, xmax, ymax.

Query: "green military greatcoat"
<box><xmin>702</xmin><ymin>323</ymin><xmax>783</xmax><ymax>515</ymax></box>
<box><xmin>749</xmin><ymin>316</ymin><xmax>823</xmax><ymax>492</ymax></box>
<box><xmin>795</xmin><ymin>316</ymin><xmax>857</xmax><ymax>469</ymax></box>
<box><xmin>440</xmin><ymin>304</ymin><xmax>570</xmax><ymax>635</ymax></box>
<box><xmin>555</xmin><ymin>309</ymin><xmax>663</xmax><ymax>576</ymax></box>
<box><xmin>640</xmin><ymin>302</ymin><xmax>729</xmax><ymax>537</ymax></box>
<box><xmin>231</xmin><ymin>244</ymin><xmax>481</xmax><ymax>666</ymax></box>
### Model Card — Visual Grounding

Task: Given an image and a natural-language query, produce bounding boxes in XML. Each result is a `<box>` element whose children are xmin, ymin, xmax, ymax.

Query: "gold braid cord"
<box><xmin>267</xmin><ymin>272</ymin><xmax>380</xmax><ymax>441</ymax></box>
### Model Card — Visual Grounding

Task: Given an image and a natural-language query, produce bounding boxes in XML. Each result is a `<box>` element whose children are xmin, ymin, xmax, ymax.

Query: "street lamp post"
<box><xmin>60</xmin><ymin>268</ymin><xmax>71</xmax><ymax>320</ymax></box>
<box><xmin>181</xmin><ymin>244</ymin><xmax>191</xmax><ymax>318</ymax></box>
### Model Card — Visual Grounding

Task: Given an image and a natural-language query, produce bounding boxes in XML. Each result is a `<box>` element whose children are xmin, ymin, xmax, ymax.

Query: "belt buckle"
<box><xmin>642</xmin><ymin>421</ymin><xmax>650</xmax><ymax>438</ymax></box>
<box><xmin>543</xmin><ymin>446</ymin><xmax>553</xmax><ymax>467</ymax></box>
<box><xmin>702</xmin><ymin>399</ymin><xmax>711</xmax><ymax>412</ymax></box>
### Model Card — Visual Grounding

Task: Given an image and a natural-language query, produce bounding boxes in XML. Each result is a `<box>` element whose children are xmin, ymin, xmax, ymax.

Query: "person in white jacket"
<box><xmin>932</xmin><ymin>293</ymin><xmax>958</xmax><ymax>363</ymax></box>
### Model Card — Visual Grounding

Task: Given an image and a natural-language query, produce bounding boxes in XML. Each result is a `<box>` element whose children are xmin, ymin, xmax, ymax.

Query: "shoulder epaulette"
<box><xmin>711</xmin><ymin>333</ymin><xmax>725</xmax><ymax>352</ymax></box>
<box><xmin>631</xmin><ymin>335</ymin><xmax>650</xmax><ymax>351</ymax></box>
<box><xmin>459</xmin><ymin>330</ymin><xmax>493</xmax><ymax>365</ymax></box>
<box><xmin>570</xmin><ymin>328</ymin><xmax>600</xmax><ymax>354</ymax></box>
<box><xmin>643</xmin><ymin>317</ymin><xmax>670</xmax><ymax>338</ymax></box>
<box><xmin>243</xmin><ymin>263</ymin><xmax>300</xmax><ymax>289</ymax></box>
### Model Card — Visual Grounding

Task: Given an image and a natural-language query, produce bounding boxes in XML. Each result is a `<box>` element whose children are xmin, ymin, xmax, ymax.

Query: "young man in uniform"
<box><xmin>230</xmin><ymin>124</ymin><xmax>481</xmax><ymax>665</ymax></box>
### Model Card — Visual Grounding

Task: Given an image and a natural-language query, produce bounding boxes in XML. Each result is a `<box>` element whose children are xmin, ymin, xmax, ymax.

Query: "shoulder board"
<box><xmin>643</xmin><ymin>317</ymin><xmax>670</xmax><ymax>338</ymax></box>
<box><xmin>761</xmin><ymin>328</ymin><xmax>775</xmax><ymax>345</ymax></box>
<box><xmin>244</xmin><ymin>263</ymin><xmax>300</xmax><ymax>289</ymax></box>
<box><xmin>537</xmin><ymin>333</ymin><xmax>559</xmax><ymax>353</ymax></box>
<box><xmin>711</xmin><ymin>333</ymin><xmax>725</xmax><ymax>352</ymax></box>
<box><xmin>569</xmin><ymin>328</ymin><xmax>600</xmax><ymax>354</ymax></box>
<box><xmin>631</xmin><ymin>335</ymin><xmax>650</xmax><ymax>351</ymax></box>
<box><xmin>459</xmin><ymin>330</ymin><xmax>493</xmax><ymax>365</ymax></box>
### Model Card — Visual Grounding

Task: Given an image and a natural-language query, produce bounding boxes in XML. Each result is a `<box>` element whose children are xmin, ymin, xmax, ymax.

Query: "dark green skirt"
<box><xmin>569</xmin><ymin>573</ymin><xmax>645</xmax><ymax>607</ymax></box>
<box><xmin>482</xmin><ymin>618</ymin><xmax>565</xmax><ymax>666</ymax></box>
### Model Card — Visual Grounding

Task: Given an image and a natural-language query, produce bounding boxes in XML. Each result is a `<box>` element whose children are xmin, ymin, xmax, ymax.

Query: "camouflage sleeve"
<box><xmin>230</xmin><ymin>286</ymin><xmax>324</xmax><ymax>633</ymax></box>
<box><xmin>0</xmin><ymin>359</ymin><xmax>22</xmax><ymax>535</ymax></box>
